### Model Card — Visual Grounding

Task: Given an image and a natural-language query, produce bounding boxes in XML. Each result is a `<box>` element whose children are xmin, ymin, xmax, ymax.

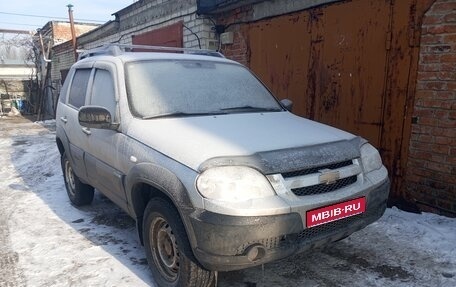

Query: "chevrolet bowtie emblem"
<box><xmin>319</xmin><ymin>169</ymin><xmax>340</xmax><ymax>185</ymax></box>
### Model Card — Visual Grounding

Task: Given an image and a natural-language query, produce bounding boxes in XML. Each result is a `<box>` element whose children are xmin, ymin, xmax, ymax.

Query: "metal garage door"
<box><xmin>248</xmin><ymin>0</ymin><xmax>391</xmax><ymax>148</ymax></box>
<box><xmin>132</xmin><ymin>22</ymin><xmax>183</xmax><ymax>47</ymax></box>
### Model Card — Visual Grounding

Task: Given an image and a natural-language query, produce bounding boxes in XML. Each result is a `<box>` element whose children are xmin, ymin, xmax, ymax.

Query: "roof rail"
<box><xmin>78</xmin><ymin>44</ymin><xmax>224</xmax><ymax>60</ymax></box>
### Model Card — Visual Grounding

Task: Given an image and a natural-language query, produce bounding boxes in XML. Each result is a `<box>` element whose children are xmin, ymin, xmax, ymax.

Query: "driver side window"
<box><xmin>90</xmin><ymin>69</ymin><xmax>116</xmax><ymax>118</ymax></box>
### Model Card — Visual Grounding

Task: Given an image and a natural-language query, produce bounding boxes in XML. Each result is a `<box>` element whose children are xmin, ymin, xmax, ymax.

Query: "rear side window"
<box><xmin>68</xmin><ymin>69</ymin><xmax>91</xmax><ymax>109</ymax></box>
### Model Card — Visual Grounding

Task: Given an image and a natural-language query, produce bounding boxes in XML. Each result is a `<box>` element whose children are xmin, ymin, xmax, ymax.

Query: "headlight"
<box><xmin>196</xmin><ymin>166</ymin><xmax>276</xmax><ymax>202</ymax></box>
<box><xmin>360</xmin><ymin>143</ymin><xmax>383</xmax><ymax>173</ymax></box>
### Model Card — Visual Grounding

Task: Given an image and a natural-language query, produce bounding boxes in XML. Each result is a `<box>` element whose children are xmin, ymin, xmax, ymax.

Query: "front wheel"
<box><xmin>61</xmin><ymin>152</ymin><xmax>94</xmax><ymax>206</ymax></box>
<box><xmin>143</xmin><ymin>198</ymin><xmax>215</xmax><ymax>287</ymax></box>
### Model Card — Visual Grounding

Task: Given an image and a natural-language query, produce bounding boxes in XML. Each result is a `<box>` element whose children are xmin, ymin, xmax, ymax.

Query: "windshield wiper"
<box><xmin>142</xmin><ymin>106</ymin><xmax>282</xmax><ymax>119</ymax></box>
<box><xmin>142</xmin><ymin>111</ymin><xmax>226</xmax><ymax>120</ymax></box>
<box><xmin>220</xmin><ymin>105</ymin><xmax>283</xmax><ymax>113</ymax></box>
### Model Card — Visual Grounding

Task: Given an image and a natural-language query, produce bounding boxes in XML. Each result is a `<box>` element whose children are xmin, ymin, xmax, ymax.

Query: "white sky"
<box><xmin>0</xmin><ymin>0</ymin><xmax>136</xmax><ymax>32</ymax></box>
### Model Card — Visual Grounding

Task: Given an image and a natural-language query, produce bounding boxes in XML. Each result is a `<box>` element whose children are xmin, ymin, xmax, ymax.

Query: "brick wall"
<box><xmin>216</xmin><ymin>6</ymin><xmax>253</xmax><ymax>66</ymax></box>
<box><xmin>74</xmin><ymin>0</ymin><xmax>214</xmax><ymax>49</ymax></box>
<box><xmin>51</xmin><ymin>41</ymin><xmax>75</xmax><ymax>85</ymax></box>
<box><xmin>405</xmin><ymin>0</ymin><xmax>456</xmax><ymax>216</ymax></box>
<box><xmin>50</xmin><ymin>0</ymin><xmax>217</xmax><ymax>89</ymax></box>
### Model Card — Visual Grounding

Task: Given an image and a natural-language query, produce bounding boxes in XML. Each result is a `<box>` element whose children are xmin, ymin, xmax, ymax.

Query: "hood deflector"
<box><xmin>198</xmin><ymin>137</ymin><xmax>363</xmax><ymax>175</ymax></box>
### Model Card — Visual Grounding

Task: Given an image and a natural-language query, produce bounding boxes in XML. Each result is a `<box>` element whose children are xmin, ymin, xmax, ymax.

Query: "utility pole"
<box><xmin>67</xmin><ymin>4</ymin><xmax>78</xmax><ymax>61</ymax></box>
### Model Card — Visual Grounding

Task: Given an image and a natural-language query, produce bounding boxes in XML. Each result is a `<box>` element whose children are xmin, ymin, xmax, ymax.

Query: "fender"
<box><xmin>125</xmin><ymin>162</ymin><xmax>197</xmax><ymax>247</ymax></box>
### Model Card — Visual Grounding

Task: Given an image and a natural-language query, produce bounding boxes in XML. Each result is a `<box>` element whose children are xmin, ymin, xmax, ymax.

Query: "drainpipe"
<box><xmin>67</xmin><ymin>4</ymin><xmax>78</xmax><ymax>61</ymax></box>
<box><xmin>38</xmin><ymin>32</ymin><xmax>52</xmax><ymax>63</ymax></box>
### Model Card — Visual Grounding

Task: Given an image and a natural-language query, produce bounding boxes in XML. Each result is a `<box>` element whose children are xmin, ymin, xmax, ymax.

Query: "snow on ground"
<box><xmin>0</xmin><ymin>116</ymin><xmax>455</xmax><ymax>287</ymax></box>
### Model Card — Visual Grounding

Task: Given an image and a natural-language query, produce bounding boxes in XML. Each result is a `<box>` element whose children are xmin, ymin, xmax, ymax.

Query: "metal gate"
<box><xmin>248</xmin><ymin>0</ymin><xmax>391</xmax><ymax>148</ymax></box>
<box><xmin>246</xmin><ymin>0</ymin><xmax>437</xmax><ymax>198</ymax></box>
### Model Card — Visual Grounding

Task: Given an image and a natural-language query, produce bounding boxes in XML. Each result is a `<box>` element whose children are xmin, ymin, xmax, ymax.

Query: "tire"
<box><xmin>61</xmin><ymin>152</ymin><xmax>94</xmax><ymax>206</ymax></box>
<box><xmin>143</xmin><ymin>198</ymin><xmax>215</xmax><ymax>287</ymax></box>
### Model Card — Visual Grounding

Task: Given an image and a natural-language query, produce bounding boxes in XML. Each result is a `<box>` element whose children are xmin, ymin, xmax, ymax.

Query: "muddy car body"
<box><xmin>55</xmin><ymin>44</ymin><xmax>389</xmax><ymax>287</ymax></box>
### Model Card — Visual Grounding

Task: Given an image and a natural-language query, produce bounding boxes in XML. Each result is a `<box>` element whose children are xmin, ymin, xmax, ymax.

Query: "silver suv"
<box><xmin>55</xmin><ymin>44</ymin><xmax>389</xmax><ymax>287</ymax></box>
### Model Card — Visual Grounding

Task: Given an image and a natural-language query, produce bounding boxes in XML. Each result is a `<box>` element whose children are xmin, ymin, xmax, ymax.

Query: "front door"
<box><xmin>83</xmin><ymin>62</ymin><xmax>128</xmax><ymax>211</ymax></box>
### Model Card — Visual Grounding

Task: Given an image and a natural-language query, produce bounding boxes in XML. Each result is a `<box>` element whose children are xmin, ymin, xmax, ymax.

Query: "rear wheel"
<box><xmin>143</xmin><ymin>198</ymin><xmax>215</xmax><ymax>287</ymax></box>
<box><xmin>61</xmin><ymin>152</ymin><xmax>94</xmax><ymax>206</ymax></box>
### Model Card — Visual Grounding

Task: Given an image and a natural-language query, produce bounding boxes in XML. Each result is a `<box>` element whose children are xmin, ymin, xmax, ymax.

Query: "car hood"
<box><xmin>127</xmin><ymin>112</ymin><xmax>356</xmax><ymax>171</ymax></box>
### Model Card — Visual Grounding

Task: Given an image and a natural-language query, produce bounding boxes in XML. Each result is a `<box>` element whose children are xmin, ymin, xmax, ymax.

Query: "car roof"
<box><xmin>76</xmin><ymin>44</ymin><xmax>237</xmax><ymax>65</ymax></box>
<box><xmin>75</xmin><ymin>51</ymin><xmax>240</xmax><ymax>67</ymax></box>
<box><xmin>116</xmin><ymin>52</ymin><xmax>238</xmax><ymax>64</ymax></box>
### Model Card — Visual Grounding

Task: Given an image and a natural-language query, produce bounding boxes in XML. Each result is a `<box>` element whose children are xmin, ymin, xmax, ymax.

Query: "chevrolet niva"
<box><xmin>55</xmin><ymin>44</ymin><xmax>389</xmax><ymax>287</ymax></box>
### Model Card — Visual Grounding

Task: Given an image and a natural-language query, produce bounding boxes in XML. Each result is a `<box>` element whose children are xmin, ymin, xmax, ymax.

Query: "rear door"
<box><xmin>58</xmin><ymin>64</ymin><xmax>93</xmax><ymax>181</ymax></box>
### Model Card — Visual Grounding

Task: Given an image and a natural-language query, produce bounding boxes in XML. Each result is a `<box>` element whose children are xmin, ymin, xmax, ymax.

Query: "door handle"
<box><xmin>82</xmin><ymin>127</ymin><xmax>91</xmax><ymax>135</ymax></box>
<box><xmin>60</xmin><ymin>116</ymin><xmax>68</xmax><ymax>123</ymax></box>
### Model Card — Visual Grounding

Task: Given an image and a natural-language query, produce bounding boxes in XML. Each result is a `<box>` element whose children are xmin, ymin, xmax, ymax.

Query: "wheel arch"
<box><xmin>125</xmin><ymin>163</ymin><xmax>196</xmax><ymax>247</ymax></box>
<box><xmin>56</xmin><ymin>137</ymin><xmax>65</xmax><ymax>155</ymax></box>
<box><xmin>55</xmin><ymin>125</ymin><xmax>71</xmax><ymax>156</ymax></box>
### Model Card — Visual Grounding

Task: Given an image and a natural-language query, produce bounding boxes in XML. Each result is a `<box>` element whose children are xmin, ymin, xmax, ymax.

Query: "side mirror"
<box><xmin>280</xmin><ymin>99</ymin><xmax>293</xmax><ymax>112</ymax></box>
<box><xmin>78</xmin><ymin>106</ymin><xmax>119</xmax><ymax>130</ymax></box>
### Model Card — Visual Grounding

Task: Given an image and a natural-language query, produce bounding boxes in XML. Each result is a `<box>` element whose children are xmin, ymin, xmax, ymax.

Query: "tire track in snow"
<box><xmin>0</xmin><ymin>196</ymin><xmax>27</xmax><ymax>287</ymax></box>
<box><xmin>0</xmin><ymin>117</ymin><xmax>27</xmax><ymax>287</ymax></box>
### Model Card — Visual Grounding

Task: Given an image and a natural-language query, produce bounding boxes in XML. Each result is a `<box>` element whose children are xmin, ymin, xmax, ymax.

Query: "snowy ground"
<box><xmin>0</xmin><ymin>115</ymin><xmax>455</xmax><ymax>287</ymax></box>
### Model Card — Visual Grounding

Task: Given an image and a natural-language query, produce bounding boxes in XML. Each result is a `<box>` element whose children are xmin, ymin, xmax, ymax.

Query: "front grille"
<box><xmin>282</xmin><ymin>160</ymin><xmax>353</xmax><ymax>178</ymax></box>
<box><xmin>235</xmin><ymin>211</ymin><xmax>370</xmax><ymax>255</ymax></box>
<box><xmin>291</xmin><ymin>175</ymin><xmax>357</xmax><ymax>196</ymax></box>
<box><xmin>298</xmin><ymin>213</ymin><xmax>364</xmax><ymax>241</ymax></box>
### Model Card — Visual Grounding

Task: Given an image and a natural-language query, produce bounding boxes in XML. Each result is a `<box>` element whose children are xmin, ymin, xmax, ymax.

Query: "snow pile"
<box><xmin>8</xmin><ymin>107</ymin><xmax>21</xmax><ymax>117</ymax></box>
<box><xmin>0</xmin><ymin>119</ymin><xmax>152</xmax><ymax>286</ymax></box>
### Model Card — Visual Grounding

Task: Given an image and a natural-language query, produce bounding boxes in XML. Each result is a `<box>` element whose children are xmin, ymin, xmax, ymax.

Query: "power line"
<box><xmin>0</xmin><ymin>11</ymin><xmax>105</xmax><ymax>23</ymax></box>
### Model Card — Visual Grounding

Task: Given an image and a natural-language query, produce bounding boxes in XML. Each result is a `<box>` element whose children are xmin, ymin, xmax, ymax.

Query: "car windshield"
<box><xmin>125</xmin><ymin>60</ymin><xmax>283</xmax><ymax>119</ymax></box>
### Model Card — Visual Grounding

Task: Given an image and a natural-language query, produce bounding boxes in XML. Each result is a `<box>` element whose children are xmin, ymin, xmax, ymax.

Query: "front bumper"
<box><xmin>189</xmin><ymin>179</ymin><xmax>390</xmax><ymax>271</ymax></box>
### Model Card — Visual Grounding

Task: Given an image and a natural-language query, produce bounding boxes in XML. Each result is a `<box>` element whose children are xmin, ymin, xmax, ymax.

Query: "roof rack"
<box><xmin>78</xmin><ymin>44</ymin><xmax>225</xmax><ymax>60</ymax></box>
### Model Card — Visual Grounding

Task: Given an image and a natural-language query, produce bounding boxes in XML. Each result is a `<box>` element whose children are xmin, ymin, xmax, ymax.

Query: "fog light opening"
<box><xmin>245</xmin><ymin>244</ymin><xmax>266</xmax><ymax>262</ymax></box>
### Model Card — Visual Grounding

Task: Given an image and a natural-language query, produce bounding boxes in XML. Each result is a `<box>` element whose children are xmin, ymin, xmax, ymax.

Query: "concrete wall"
<box><xmin>0</xmin><ymin>80</ymin><xmax>31</xmax><ymax>98</ymax></box>
<box><xmin>0</xmin><ymin>62</ymin><xmax>35</xmax><ymax>99</ymax></box>
<box><xmin>0</xmin><ymin>66</ymin><xmax>35</xmax><ymax>79</ymax></box>
<box><xmin>405</xmin><ymin>0</ymin><xmax>456</xmax><ymax>216</ymax></box>
<box><xmin>249</xmin><ymin>0</ymin><xmax>341</xmax><ymax>21</ymax></box>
